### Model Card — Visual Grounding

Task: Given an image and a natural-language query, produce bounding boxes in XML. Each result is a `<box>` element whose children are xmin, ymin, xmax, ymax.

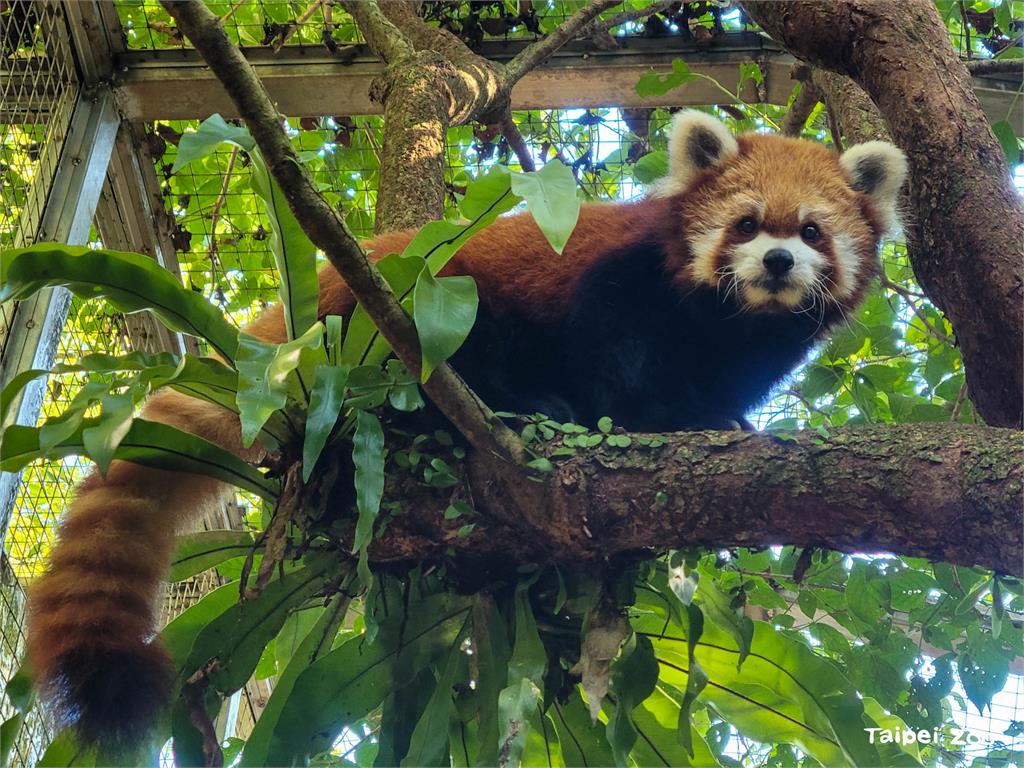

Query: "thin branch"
<box><xmin>881</xmin><ymin>277</ymin><xmax>955</xmax><ymax>347</ymax></box>
<box><xmin>221</xmin><ymin>0</ymin><xmax>247</xmax><ymax>24</ymax></box>
<box><xmin>495</xmin><ymin>110</ymin><xmax>535</xmax><ymax>172</ymax></box>
<box><xmin>966</xmin><ymin>58</ymin><xmax>1024</xmax><ymax>77</ymax></box>
<box><xmin>337</xmin><ymin>0</ymin><xmax>414</xmax><ymax>64</ymax></box>
<box><xmin>160</xmin><ymin>0</ymin><xmax>527</xmax><ymax>469</ymax></box>
<box><xmin>272</xmin><ymin>0</ymin><xmax>324</xmax><ymax>53</ymax></box>
<box><xmin>580</xmin><ymin>0</ymin><xmax>675</xmax><ymax>37</ymax></box>
<box><xmin>503</xmin><ymin>0</ymin><xmax>620</xmax><ymax>87</ymax></box>
<box><xmin>950</xmin><ymin>380</ymin><xmax>969</xmax><ymax>421</ymax></box>
<box><xmin>205</xmin><ymin>144</ymin><xmax>238</xmax><ymax>279</ymax></box>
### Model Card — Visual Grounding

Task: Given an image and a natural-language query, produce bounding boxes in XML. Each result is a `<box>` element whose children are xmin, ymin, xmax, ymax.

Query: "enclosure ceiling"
<box><xmin>68</xmin><ymin>32</ymin><xmax>1024</xmax><ymax>123</ymax></box>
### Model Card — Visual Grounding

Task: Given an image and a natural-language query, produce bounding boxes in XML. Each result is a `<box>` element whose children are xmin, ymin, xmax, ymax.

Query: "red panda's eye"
<box><xmin>736</xmin><ymin>217</ymin><xmax>758</xmax><ymax>236</ymax></box>
<box><xmin>801</xmin><ymin>223</ymin><xmax>821</xmax><ymax>242</ymax></box>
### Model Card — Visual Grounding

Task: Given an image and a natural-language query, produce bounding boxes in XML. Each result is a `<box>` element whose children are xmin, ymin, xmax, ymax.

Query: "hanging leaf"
<box><xmin>606</xmin><ymin>634</ymin><xmax>659</xmax><ymax>766</ymax></box>
<box><xmin>697</xmin><ymin>577</ymin><xmax>753</xmax><ymax>669</ymax></box>
<box><xmin>172</xmin><ymin>113</ymin><xmax>255</xmax><ymax>172</ymax></box>
<box><xmin>81</xmin><ymin>394</ymin><xmax>135</xmax><ymax>476</ymax></box>
<box><xmin>635</xmin><ymin>59</ymin><xmax>697</xmax><ymax>97</ymax></box>
<box><xmin>264</xmin><ymin>593</ymin><xmax>471</xmax><ymax>765</ymax></box>
<box><xmin>412</xmin><ymin>271</ymin><xmax>478</xmax><ymax>382</ymax></box>
<box><xmin>0</xmin><ymin>245</ymin><xmax>240</xmax><ymax>361</ymax></box>
<box><xmin>183</xmin><ymin>555</ymin><xmax>333</xmax><ymax>695</ymax></box>
<box><xmin>0</xmin><ymin>419</ymin><xmax>277</xmax><ymax>499</ymax></box>
<box><xmin>302</xmin><ymin>363</ymin><xmax>350</xmax><ymax>481</ymax></box>
<box><xmin>552</xmin><ymin>689</ymin><xmax>615</xmax><ymax>768</ymax></box>
<box><xmin>497</xmin><ymin>586</ymin><xmax>547</xmax><ymax>766</ymax></box>
<box><xmin>240</xmin><ymin>593</ymin><xmax>350</xmax><ymax>767</ymax></box>
<box><xmin>250</xmin><ymin>153</ymin><xmax>320</xmax><ymax>340</ymax></box>
<box><xmin>402</xmin><ymin>615</ymin><xmax>472</xmax><ymax>767</ymax></box>
<box><xmin>235</xmin><ymin>323</ymin><xmax>324</xmax><ymax>448</ymax></box>
<box><xmin>169</xmin><ymin>530</ymin><xmax>257</xmax><ymax>583</ymax></box>
<box><xmin>510</xmin><ymin>161</ymin><xmax>581</xmax><ymax>255</ymax></box>
<box><xmin>352</xmin><ymin>409</ymin><xmax>386</xmax><ymax>584</ymax></box>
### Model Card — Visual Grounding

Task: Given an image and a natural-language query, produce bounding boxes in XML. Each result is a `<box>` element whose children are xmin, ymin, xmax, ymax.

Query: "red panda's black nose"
<box><xmin>763</xmin><ymin>249</ymin><xmax>795</xmax><ymax>277</ymax></box>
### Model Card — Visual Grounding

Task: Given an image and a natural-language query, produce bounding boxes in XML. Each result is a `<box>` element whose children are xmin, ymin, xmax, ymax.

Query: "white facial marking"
<box><xmin>688</xmin><ymin>226</ymin><xmax>725</xmax><ymax>284</ymax></box>
<box><xmin>731</xmin><ymin>234</ymin><xmax>824</xmax><ymax>309</ymax></box>
<box><xmin>830</xmin><ymin>232</ymin><xmax>860</xmax><ymax>299</ymax></box>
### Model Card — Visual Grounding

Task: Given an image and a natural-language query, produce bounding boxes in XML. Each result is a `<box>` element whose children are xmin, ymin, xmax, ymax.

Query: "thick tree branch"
<box><xmin>503</xmin><ymin>0</ymin><xmax>620</xmax><ymax>87</ymax></box>
<box><xmin>361</xmin><ymin>424</ymin><xmax>1023</xmax><ymax>575</ymax></box>
<box><xmin>779</xmin><ymin>77</ymin><xmax>822</xmax><ymax>137</ymax></box>
<box><xmin>743</xmin><ymin>0</ymin><xmax>1024</xmax><ymax>428</ymax></box>
<box><xmin>339</xmin><ymin>0</ymin><xmax>414</xmax><ymax>63</ymax></box>
<box><xmin>160</xmin><ymin>0</ymin><xmax>526</xmax><ymax>469</ymax></box>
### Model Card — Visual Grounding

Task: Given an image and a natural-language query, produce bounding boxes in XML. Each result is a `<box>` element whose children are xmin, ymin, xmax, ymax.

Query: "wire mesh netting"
<box><xmin>0</xmin><ymin>1</ymin><xmax>1021</xmax><ymax>765</ymax></box>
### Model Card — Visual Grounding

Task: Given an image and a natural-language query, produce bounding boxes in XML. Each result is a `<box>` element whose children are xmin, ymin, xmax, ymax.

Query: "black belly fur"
<box><xmin>449</xmin><ymin>239</ymin><xmax>829</xmax><ymax>431</ymax></box>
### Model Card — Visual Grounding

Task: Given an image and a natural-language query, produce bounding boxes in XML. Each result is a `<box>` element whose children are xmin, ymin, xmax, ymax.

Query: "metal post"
<box><xmin>0</xmin><ymin>86</ymin><xmax>120</xmax><ymax>544</ymax></box>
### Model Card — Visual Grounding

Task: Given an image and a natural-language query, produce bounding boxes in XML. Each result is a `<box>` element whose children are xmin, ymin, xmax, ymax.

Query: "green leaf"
<box><xmin>413</xmin><ymin>271</ymin><xmax>478</xmax><ymax>382</ymax></box>
<box><xmin>996</xmin><ymin>43</ymin><xmax>1024</xmax><ymax>58</ymax></box>
<box><xmin>633</xmin><ymin>150</ymin><xmax>669</xmax><ymax>184</ymax></box>
<box><xmin>81</xmin><ymin>394</ymin><xmax>135</xmax><ymax>476</ymax></box>
<box><xmin>497</xmin><ymin>586</ymin><xmax>547</xmax><ymax>767</ymax></box>
<box><xmin>402</xmin><ymin>615</ymin><xmax>472</xmax><ymax>767</ymax></box>
<box><xmin>236</xmin><ymin>323</ymin><xmax>324</xmax><ymax>447</ymax></box>
<box><xmin>801</xmin><ymin>364</ymin><xmax>846</xmax><ymax>401</ymax></box>
<box><xmin>250</xmin><ymin>152</ymin><xmax>320</xmax><ymax>339</ymax></box>
<box><xmin>240</xmin><ymin>593</ymin><xmax>350</xmax><ymax>767</ymax></box>
<box><xmin>169</xmin><ymin>530</ymin><xmax>257</xmax><ymax>583</ymax></box>
<box><xmin>36</xmin><ymin>731</ymin><xmax>96</xmax><ymax>768</ymax></box>
<box><xmin>996</xmin><ymin>0</ymin><xmax>1013</xmax><ymax>31</ymax></box>
<box><xmin>635</xmin><ymin>59</ymin><xmax>697</xmax><ymax>97</ymax></box>
<box><xmin>265</xmin><ymin>593</ymin><xmax>471</xmax><ymax>765</ymax></box>
<box><xmin>0</xmin><ymin>419</ymin><xmax>277</xmax><ymax>499</ymax></box>
<box><xmin>302</xmin><ymin>363</ymin><xmax>350</xmax><ymax>481</ymax></box>
<box><xmin>510</xmin><ymin>161</ymin><xmax>581</xmax><ymax>255</ymax></box>
<box><xmin>0</xmin><ymin>245</ymin><xmax>239</xmax><ymax>361</ymax></box>
<box><xmin>161</xmin><ymin>582</ymin><xmax>241</xmax><ymax>667</ymax></box>
<box><xmin>353</xmin><ymin>410</ymin><xmax>386</xmax><ymax>584</ymax></box>
<box><xmin>957</xmin><ymin>630</ymin><xmax>1011</xmax><ymax>715</ymax></box>
<box><xmin>340</xmin><ymin>254</ymin><xmax>424</xmax><ymax>368</ymax></box>
<box><xmin>184</xmin><ymin>555</ymin><xmax>333</xmax><ymax>695</ymax></box>
<box><xmin>0</xmin><ymin>368</ymin><xmax>49</xmax><ymax>425</ymax></box>
<box><xmin>469</xmin><ymin>596</ymin><xmax>512</xmax><ymax>766</ymax></box>
<box><xmin>0</xmin><ymin>667</ymin><xmax>34</xmax><ymax>768</ymax></box>
<box><xmin>697</xmin><ymin>578</ymin><xmax>753</xmax><ymax>669</ymax></box>
<box><xmin>607</xmin><ymin>634</ymin><xmax>659</xmax><ymax>766</ymax></box>
<box><xmin>991</xmin><ymin>119</ymin><xmax>1020</xmax><ymax>164</ymax></box>
<box><xmin>172</xmin><ymin>114</ymin><xmax>255</xmax><ymax>172</ymax></box>
<box><xmin>552</xmin><ymin>689</ymin><xmax>615</xmax><ymax>768</ymax></box>
<box><xmin>386</xmin><ymin>359</ymin><xmax>424</xmax><ymax>412</ymax></box>
<box><xmin>677</xmin><ymin>656</ymin><xmax>709</xmax><ymax>758</ymax></box>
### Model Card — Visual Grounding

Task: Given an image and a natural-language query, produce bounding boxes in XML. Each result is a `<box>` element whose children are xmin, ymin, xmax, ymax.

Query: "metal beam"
<box><xmin>109</xmin><ymin>33</ymin><xmax>1021</xmax><ymax>126</ymax></box>
<box><xmin>112</xmin><ymin>33</ymin><xmax>794</xmax><ymax>119</ymax></box>
<box><xmin>0</xmin><ymin>86</ymin><xmax>120</xmax><ymax>540</ymax></box>
<box><xmin>94</xmin><ymin>121</ymin><xmax>196</xmax><ymax>355</ymax></box>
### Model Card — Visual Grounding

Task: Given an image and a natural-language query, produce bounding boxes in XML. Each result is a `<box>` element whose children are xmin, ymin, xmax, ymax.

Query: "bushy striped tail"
<box><xmin>26</xmin><ymin>389</ymin><xmax>250</xmax><ymax>752</ymax></box>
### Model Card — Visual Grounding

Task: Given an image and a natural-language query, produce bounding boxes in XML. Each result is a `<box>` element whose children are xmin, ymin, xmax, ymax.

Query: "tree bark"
<box><xmin>360</xmin><ymin>424</ymin><xmax>1023</xmax><ymax>576</ymax></box>
<box><xmin>743</xmin><ymin>0</ymin><xmax>1024</xmax><ymax>429</ymax></box>
<box><xmin>346</xmin><ymin>0</ymin><xmax>615</xmax><ymax>232</ymax></box>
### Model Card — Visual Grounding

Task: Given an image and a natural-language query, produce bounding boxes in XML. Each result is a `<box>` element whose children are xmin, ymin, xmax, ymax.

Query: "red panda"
<box><xmin>25</xmin><ymin>111</ymin><xmax>907</xmax><ymax>750</ymax></box>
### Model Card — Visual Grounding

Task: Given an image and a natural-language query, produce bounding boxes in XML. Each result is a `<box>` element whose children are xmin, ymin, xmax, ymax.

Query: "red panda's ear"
<box><xmin>655</xmin><ymin>110</ymin><xmax>739</xmax><ymax>197</ymax></box>
<box><xmin>840</xmin><ymin>141</ymin><xmax>908</xmax><ymax>235</ymax></box>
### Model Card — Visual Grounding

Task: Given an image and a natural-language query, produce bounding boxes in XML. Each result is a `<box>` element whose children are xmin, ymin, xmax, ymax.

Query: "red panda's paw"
<box><xmin>43</xmin><ymin>641</ymin><xmax>173</xmax><ymax>756</ymax></box>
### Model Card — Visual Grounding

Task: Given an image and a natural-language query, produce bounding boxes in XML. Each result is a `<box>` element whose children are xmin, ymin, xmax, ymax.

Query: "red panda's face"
<box><xmin>656</xmin><ymin>112</ymin><xmax>908</xmax><ymax>315</ymax></box>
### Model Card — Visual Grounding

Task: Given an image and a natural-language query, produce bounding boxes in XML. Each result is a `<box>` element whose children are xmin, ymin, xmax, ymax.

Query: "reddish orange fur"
<box><xmin>28</xmin><ymin>128</ymin><xmax>888</xmax><ymax>749</ymax></box>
